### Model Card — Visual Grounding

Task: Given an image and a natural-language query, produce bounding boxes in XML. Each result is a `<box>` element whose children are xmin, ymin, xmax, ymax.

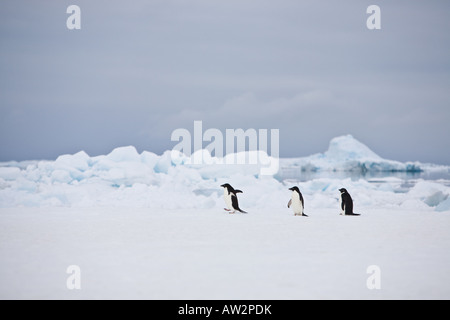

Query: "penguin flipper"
<box><xmin>234</xmin><ymin>190</ymin><xmax>243</xmax><ymax>194</ymax></box>
<box><xmin>287</xmin><ymin>199</ymin><xmax>292</xmax><ymax>208</ymax></box>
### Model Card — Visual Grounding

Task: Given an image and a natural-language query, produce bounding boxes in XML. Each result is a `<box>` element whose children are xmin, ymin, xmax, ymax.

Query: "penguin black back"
<box><xmin>339</xmin><ymin>188</ymin><xmax>360</xmax><ymax>216</ymax></box>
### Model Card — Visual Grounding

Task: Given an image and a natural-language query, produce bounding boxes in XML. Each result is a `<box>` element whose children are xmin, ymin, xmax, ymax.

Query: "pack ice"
<box><xmin>0</xmin><ymin>135</ymin><xmax>449</xmax><ymax>212</ymax></box>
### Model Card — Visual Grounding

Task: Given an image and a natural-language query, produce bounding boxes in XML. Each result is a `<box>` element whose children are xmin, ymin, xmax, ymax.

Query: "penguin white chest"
<box><xmin>224</xmin><ymin>189</ymin><xmax>233</xmax><ymax>210</ymax></box>
<box><xmin>339</xmin><ymin>195</ymin><xmax>345</xmax><ymax>215</ymax></box>
<box><xmin>291</xmin><ymin>192</ymin><xmax>303</xmax><ymax>215</ymax></box>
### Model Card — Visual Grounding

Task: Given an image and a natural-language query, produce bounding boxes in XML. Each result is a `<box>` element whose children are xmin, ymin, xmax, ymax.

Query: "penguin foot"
<box><xmin>224</xmin><ymin>208</ymin><xmax>231</xmax><ymax>211</ymax></box>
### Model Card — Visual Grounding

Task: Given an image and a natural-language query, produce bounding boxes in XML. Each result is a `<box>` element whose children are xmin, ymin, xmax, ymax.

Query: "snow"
<box><xmin>0</xmin><ymin>135</ymin><xmax>449</xmax><ymax>299</ymax></box>
<box><xmin>1</xmin><ymin>207</ymin><xmax>449</xmax><ymax>299</ymax></box>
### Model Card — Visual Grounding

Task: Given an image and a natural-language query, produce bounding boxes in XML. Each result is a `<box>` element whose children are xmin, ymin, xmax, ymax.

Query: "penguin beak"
<box><xmin>220</xmin><ymin>184</ymin><xmax>225</xmax><ymax>188</ymax></box>
<box><xmin>289</xmin><ymin>187</ymin><xmax>294</xmax><ymax>191</ymax></box>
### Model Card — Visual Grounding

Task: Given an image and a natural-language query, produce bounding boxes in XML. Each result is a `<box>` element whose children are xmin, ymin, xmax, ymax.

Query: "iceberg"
<box><xmin>0</xmin><ymin>167</ymin><xmax>21</xmax><ymax>180</ymax></box>
<box><xmin>0</xmin><ymin>136</ymin><xmax>448</xmax><ymax>211</ymax></box>
<box><xmin>280</xmin><ymin>135</ymin><xmax>423</xmax><ymax>173</ymax></box>
<box><xmin>436</xmin><ymin>198</ymin><xmax>450</xmax><ymax>212</ymax></box>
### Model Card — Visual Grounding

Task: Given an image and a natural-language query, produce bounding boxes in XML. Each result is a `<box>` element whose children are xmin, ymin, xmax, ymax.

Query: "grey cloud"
<box><xmin>0</xmin><ymin>0</ymin><xmax>449</xmax><ymax>164</ymax></box>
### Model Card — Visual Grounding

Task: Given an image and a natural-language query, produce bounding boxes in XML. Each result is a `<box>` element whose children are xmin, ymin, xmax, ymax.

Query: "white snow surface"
<box><xmin>1</xmin><ymin>135</ymin><xmax>450</xmax><ymax>299</ymax></box>
<box><xmin>1</xmin><ymin>207</ymin><xmax>449</xmax><ymax>299</ymax></box>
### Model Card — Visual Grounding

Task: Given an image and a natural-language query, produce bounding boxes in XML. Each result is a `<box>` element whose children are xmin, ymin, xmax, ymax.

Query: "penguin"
<box><xmin>339</xmin><ymin>188</ymin><xmax>360</xmax><ymax>216</ymax></box>
<box><xmin>220</xmin><ymin>183</ymin><xmax>247</xmax><ymax>214</ymax></box>
<box><xmin>288</xmin><ymin>186</ymin><xmax>308</xmax><ymax>216</ymax></box>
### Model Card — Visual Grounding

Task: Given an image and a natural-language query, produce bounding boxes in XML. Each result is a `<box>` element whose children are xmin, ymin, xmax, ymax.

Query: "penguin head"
<box><xmin>289</xmin><ymin>186</ymin><xmax>301</xmax><ymax>194</ymax></box>
<box><xmin>221</xmin><ymin>183</ymin><xmax>243</xmax><ymax>195</ymax></box>
<box><xmin>221</xmin><ymin>183</ymin><xmax>233</xmax><ymax>191</ymax></box>
<box><xmin>339</xmin><ymin>188</ymin><xmax>348</xmax><ymax>194</ymax></box>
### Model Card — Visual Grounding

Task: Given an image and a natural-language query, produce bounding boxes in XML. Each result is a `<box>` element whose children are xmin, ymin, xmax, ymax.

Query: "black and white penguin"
<box><xmin>339</xmin><ymin>188</ymin><xmax>360</xmax><ymax>216</ymax></box>
<box><xmin>221</xmin><ymin>183</ymin><xmax>247</xmax><ymax>214</ymax></box>
<box><xmin>288</xmin><ymin>186</ymin><xmax>308</xmax><ymax>216</ymax></box>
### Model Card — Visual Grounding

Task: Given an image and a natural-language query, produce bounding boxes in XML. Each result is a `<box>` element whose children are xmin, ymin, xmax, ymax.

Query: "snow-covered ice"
<box><xmin>0</xmin><ymin>135</ymin><xmax>449</xmax><ymax>211</ymax></box>
<box><xmin>280</xmin><ymin>135</ymin><xmax>424</xmax><ymax>173</ymax></box>
<box><xmin>1</xmin><ymin>207</ymin><xmax>449</xmax><ymax>299</ymax></box>
<box><xmin>0</xmin><ymin>135</ymin><xmax>449</xmax><ymax>299</ymax></box>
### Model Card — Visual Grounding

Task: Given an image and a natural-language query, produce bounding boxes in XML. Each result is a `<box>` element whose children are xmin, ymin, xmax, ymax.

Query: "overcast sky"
<box><xmin>0</xmin><ymin>0</ymin><xmax>449</xmax><ymax>164</ymax></box>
